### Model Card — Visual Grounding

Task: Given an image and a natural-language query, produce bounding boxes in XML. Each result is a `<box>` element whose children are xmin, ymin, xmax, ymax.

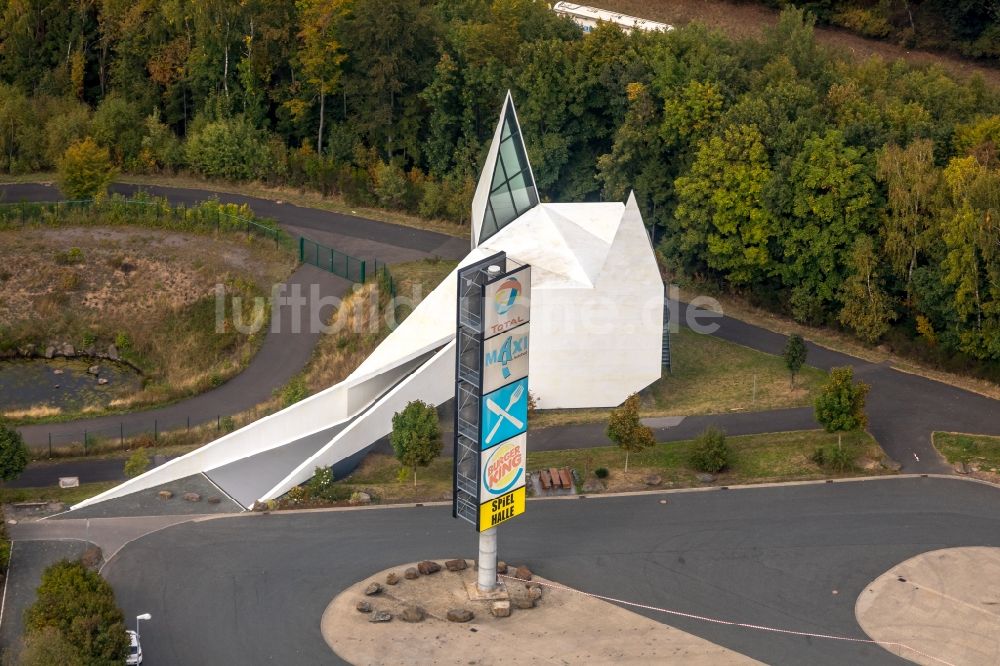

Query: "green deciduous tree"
<box><xmin>184</xmin><ymin>115</ymin><xmax>273</xmax><ymax>180</ymax></box>
<box><xmin>876</xmin><ymin>139</ymin><xmax>939</xmax><ymax>298</ymax></box>
<box><xmin>783</xmin><ymin>129</ymin><xmax>877</xmax><ymax>323</ymax></box>
<box><xmin>57</xmin><ymin>137</ymin><xmax>117</xmax><ymax>200</ymax></box>
<box><xmin>814</xmin><ymin>366</ymin><xmax>870</xmax><ymax>449</ymax></box>
<box><xmin>606</xmin><ymin>392</ymin><xmax>655</xmax><ymax>475</ymax></box>
<box><xmin>783</xmin><ymin>333</ymin><xmax>808</xmax><ymax>389</ymax></box>
<box><xmin>839</xmin><ymin>235</ymin><xmax>896</xmax><ymax>344</ymax></box>
<box><xmin>673</xmin><ymin>124</ymin><xmax>777</xmax><ymax>286</ymax></box>
<box><xmin>390</xmin><ymin>399</ymin><xmax>441</xmax><ymax>486</ymax></box>
<box><xmin>24</xmin><ymin>559</ymin><xmax>129</xmax><ymax>666</ymax></box>
<box><xmin>0</xmin><ymin>419</ymin><xmax>28</xmax><ymax>482</ymax></box>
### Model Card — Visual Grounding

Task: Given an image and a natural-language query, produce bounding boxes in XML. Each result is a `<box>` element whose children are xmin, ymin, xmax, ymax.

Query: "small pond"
<box><xmin>0</xmin><ymin>358</ymin><xmax>143</xmax><ymax>416</ymax></box>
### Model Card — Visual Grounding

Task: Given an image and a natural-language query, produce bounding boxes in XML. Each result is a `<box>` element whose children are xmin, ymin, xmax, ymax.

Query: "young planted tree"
<box><xmin>606</xmin><ymin>393</ymin><xmax>655</xmax><ymax>475</ymax></box>
<box><xmin>57</xmin><ymin>137</ymin><xmax>116</xmax><ymax>200</ymax></box>
<box><xmin>390</xmin><ymin>400</ymin><xmax>442</xmax><ymax>487</ymax></box>
<box><xmin>0</xmin><ymin>419</ymin><xmax>29</xmax><ymax>482</ymax></box>
<box><xmin>814</xmin><ymin>366</ymin><xmax>870</xmax><ymax>450</ymax></box>
<box><xmin>783</xmin><ymin>334</ymin><xmax>808</xmax><ymax>388</ymax></box>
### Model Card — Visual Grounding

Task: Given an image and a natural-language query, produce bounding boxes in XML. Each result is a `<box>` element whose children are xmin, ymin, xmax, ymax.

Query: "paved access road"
<box><xmin>5</xmin><ymin>181</ymin><xmax>1000</xmax><ymax>473</ymax></box>
<box><xmin>100</xmin><ymin>476</ymin><xmax>1000</xmax><ymax>665</ymax></box>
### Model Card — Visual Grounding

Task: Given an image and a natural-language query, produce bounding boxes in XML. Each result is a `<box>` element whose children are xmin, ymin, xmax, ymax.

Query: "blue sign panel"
<box><xmin>480</xmin><ymin>377</ymin><xmax>528</xmax><ymax>450</ymax></box>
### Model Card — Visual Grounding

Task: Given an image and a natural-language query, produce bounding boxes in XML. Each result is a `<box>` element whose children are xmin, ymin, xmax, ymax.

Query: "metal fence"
<box><xmin>299</xmin><ymin>237</ymin><xmax>397</xmax><ymax>297</ymax></box>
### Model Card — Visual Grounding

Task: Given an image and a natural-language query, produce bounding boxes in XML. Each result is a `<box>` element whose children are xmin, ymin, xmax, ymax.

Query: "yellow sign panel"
<box><xmin>479</xmin><ymin>486</ymin><xmax>525</xmax><ymax>531</ymax></box>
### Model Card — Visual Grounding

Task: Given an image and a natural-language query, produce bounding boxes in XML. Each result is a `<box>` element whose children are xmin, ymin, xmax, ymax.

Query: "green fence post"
<box><xmin>360</xmin><ymin>260</ymin><xmax>366</xmax><ymax>283</ymax></box>
<box><xmin>299</xmin><ymin>236</ymin><xmax>305</xmax><ymax>262</ymax></box>
<box><xmin>330</xmin><ymin>248</ymin><xmax>334</xmax><ymax>273</ymax></box>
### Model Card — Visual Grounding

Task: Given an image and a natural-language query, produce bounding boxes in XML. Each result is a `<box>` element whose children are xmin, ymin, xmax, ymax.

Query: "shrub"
<box><xmin>24</xmin><ymin>559</ymin><xmax>129</xmax><ymax>665</ymax></box>
<box><xmin>58</xmin><ymin>271</ymin><xmax>82</xmax><ymax>291</ymax></box>
<box><xmin>123</xmin><ymin>450</ymin><xmax>150</xmax><ymax>478</ymax></box>
<box><xmin>689</xmin><ymin>426</ymin><xmax>730</xmax><ymax>473</ymax></box>
<box><xmin>57</xmin><ymin>137</ymin><xmax>116</xmax><ymax>200</ymax></box>
<box><xmin>594</xmin><ymin>467</ymin><xmax>609</xmax><ymax>479</ymax></box>
<box><xmin>185</xmin><ymin>115</ymin><xmax>274</xmax><ymax>180</ymax></box>
<box><xmin>810</xmin><ymin>446</ymin><xmax>825</xmax><ymax>467</ymax></box>
<box><xmin>0</xmin><ymin>419</ymin><xmax>29</xmax><ymax>481</ymax></box>
<box><xmin>54</xmin><ymin>247</ymin><xmax>84</xmax><ymax>265</ymax></box>
<box><xmin>826</xmin><ymin>445</ymin><xmax>854</xmax><ymax>473</ymax></box>
<box><xmin>220</xmin><ymin>416</ymin><xmax>236</xmax><ymax>433</ymax></box>
<box><xmin>280</xmin><ymin>377</ymin><xmax>309</xmax><ymax>408</ymax></box>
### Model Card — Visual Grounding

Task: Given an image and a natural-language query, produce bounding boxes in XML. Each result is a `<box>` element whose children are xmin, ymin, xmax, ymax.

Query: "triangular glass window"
<box><xmin>479</xmin><ymin>103</ymin><xmax>539</xmax><ymax>244</ymax></box>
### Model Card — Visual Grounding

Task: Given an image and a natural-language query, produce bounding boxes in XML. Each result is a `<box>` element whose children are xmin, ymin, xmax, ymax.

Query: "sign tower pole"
<box><xmin>453</xmin><ymin>252</ymin><xmax>531</xmax><ymax>593</ymax></box>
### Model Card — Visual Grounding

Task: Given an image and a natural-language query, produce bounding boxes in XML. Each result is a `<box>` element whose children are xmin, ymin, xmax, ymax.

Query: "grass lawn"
<box><xmin>303</xmin><ymin>429</ymin><xmax>887</xmax><ymax>506</ymax></box>
<box><xmin>0</xmin><ymin>481</ymin><xmax>117</xmax><ymax>506</ymax></box>
<box><xmin>934</xmin><ymin>432</ymin><xmax>1000</xmax><ymax>471</ymax></box>
<box><xmin>532</xmin><ymin>327</ymin><xmax>827</xmax><ymax>427</ymax></box>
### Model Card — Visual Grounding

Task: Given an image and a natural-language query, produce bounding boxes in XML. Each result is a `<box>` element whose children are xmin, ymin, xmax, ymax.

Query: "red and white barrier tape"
<box><xmin>498</xmin><ymin>574</ymin><xmax>956</xmax><ymax>666</ymax></box>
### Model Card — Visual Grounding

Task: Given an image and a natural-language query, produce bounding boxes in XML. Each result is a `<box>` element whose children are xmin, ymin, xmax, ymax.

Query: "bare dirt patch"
<box><xmin>0</xmin><ymin>226</ymin><xmax>294</xmax><ymax>418</ymax></box>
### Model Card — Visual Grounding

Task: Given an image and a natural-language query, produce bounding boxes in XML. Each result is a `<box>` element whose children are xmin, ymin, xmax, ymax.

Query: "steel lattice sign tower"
<box><xmin>453</xmin><ymin>251</ymin><xmax>530</xmax><ymax>591</ymax></box>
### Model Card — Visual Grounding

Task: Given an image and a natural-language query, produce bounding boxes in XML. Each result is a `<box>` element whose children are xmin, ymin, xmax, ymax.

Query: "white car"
<box><xmin>126</xmin><ymin>630</ymin><xmax>143</xmax><ymax>665</ymax></box>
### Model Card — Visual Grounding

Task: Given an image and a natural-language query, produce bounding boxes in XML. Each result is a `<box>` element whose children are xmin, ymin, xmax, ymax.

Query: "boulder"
<box><xmin>513</xmin><ymin>565</ymin><xmax>532</xmax><ymax>581</ymax></box>
<box><xmin>84</xmin><ymin>346</ymin><xmax>95</xmax><ymax>357</ymax></box>
<box><xmin>445</xmin><ymin>558</ymin><xmax>468</xmax><ymax>572</ymax></box>
<box><xmin>496</xmin><ymin>561</ymin><xmax>508</xmax><ymax>575</ymax></box>
<box><xmin>61</xmin><ymin>343</ymin><xmax>75</xmax><ymax>357</ymax></box>
<box><xmin>207</xmin><ymin>496</ymin><xmax>221</xmax><ymax>505</ymax></box>
<box><xmin>696</xmin><ymin>473</ymin><xmax>715</xmax><ymax>483</ymax></box>
<box><xmin>182</xmin><ymin>492</ymin><xmax>201</xmax><ymax>502</ymax></box>
<box><xmin>399</xmin><ymin>605</ymin><xmax>425</xmax><ymax>623</ymax></box>
<box><xmin>364</xmin><ymin>582</ymin><xmax>382</xmax><ymax>596</ymax></box>
<box><xmin>97</xmin><ymin>377</ymin><xmax>109</xmax><ymax>385</ymax></box>
<box><xmin>490</xmin><ymin>600</ymin><xmax>511</xmax><ymax>618</ymax></box>
<box><xmin>107</xmin><ymin>345</ymin><xmax>119</xmax><ymax>361</ymax></box>
<box><xmin>349</xmin><ymin>491</ymin><xmax>371</xmax><ymax>506</ymax></box>
<box><xmin>355</xmin><ymin>600</ymin><xmax>372</xmax><ymax>613</ymax></box>
<box><xmin>513</xmin><ymin>597</ymin><xmax>535</xmax><ymax>610</ymax></box>
<box><xmin>644</xmin><ymin>474</ymin><xmax>662</xmax><ymax>486</ymax></box>
<box><xmin>446</xmin><ymin>608</ymin><xmax>474</xmax><ymax>623</ymax></box>
<box><xmin>53</xmin><ymin>368</ymin><xmax>64</xmax><ymax>375</ymax></box>
<box><xmin>369</xmin><ymin>610</ymin><xmax>392</xmax><ymax>623</ymax></box>
<box><xmin>417</xmin><ymin>560</ymin><xmax>441</xmax><ymax>575</ymax></box>
<box><xmin>527</xmin><ymin>585</ymin><xmax>543</xmax><ymax>601</ymax></box>
<box><xmin>87</xmin><ymin>365</ymin><xmax>100</xmax><ymax>375</ymax></box>
<box><xmin>385</xmin><ymin>572</ymin><xmax>400</xmax><ymax>585</ymax></box>
<box><xmin>404</xmin><ymin>567</ymin><xmax>419</xmax><ymax>580</ymax></box>
<box><xmin>158</xmin><ymin>490</ymin><xmax>173</xmax><ymax>500</ymax></box>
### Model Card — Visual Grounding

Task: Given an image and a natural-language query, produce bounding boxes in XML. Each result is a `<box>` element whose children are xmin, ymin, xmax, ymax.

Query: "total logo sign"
<box><xmin>479</xmin><ymin>434</ymin><xmax>527</xmax><ymax>501</ymax></box>
<box><xmin>483</xmin><ymin>265</ymin><xmax>530</xmax><ymax>339</ymax></box>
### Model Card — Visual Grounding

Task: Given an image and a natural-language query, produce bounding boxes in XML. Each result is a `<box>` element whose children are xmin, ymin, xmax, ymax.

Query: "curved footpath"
<box><xmin>1</xmin><ymin>182</ymin><xmax>467</xmax><ymax>448</ymax></box>
<box><xmin>3</xmin><ymin>182</ymin><xmax>1000</xmax><ymax>476</ymax></box>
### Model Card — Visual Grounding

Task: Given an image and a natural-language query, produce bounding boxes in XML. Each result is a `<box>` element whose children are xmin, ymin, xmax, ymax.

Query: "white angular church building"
<box><xmin>73</xmin><ymin>93</ymin><xmax>664</xmax><ymax>512</ymax></box>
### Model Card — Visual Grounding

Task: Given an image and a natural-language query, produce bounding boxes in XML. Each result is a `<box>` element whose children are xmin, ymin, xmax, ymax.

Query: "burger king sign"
<box><xmin>480</xmin><ymin>434</ymin><xmax>527</xmax><ymax>499</ymax></box>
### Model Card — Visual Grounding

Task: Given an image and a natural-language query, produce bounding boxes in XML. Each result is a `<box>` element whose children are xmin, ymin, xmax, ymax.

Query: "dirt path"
<box><xmin>604</xmin><ymin>0</ymin><xmax>1000</xmax><ymax>87</ymax></box>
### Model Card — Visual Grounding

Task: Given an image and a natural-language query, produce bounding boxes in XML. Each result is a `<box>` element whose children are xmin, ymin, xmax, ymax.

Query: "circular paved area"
<box><xmin>856</xmin><ymin>546</ymin><xmax>1000</xmax><ymax>666</ymax></box>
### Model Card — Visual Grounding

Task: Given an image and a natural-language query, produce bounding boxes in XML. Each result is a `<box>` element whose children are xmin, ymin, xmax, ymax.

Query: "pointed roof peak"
<box><xmin>470</xmin><ymin>93</ymin><xmax>539</xmax><ymax>249</ymax></box>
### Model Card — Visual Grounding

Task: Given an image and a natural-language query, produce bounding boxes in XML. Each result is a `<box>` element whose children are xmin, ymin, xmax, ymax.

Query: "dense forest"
<box><xmin>766</xmin><ymin>0</ymin><xmax>999</xmax><ymax>59</ymax></box>
<box><xmin>1</xmin><ymin>0</ymin><xmax>999</xmax><ymax>376</ymax></box>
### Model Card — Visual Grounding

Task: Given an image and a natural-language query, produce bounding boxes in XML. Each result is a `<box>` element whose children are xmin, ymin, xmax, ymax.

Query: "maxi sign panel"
<box><xmin>453</xmin><ymin>252</ymin><xmax>530</xmax><ymax>532</ymax></box>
